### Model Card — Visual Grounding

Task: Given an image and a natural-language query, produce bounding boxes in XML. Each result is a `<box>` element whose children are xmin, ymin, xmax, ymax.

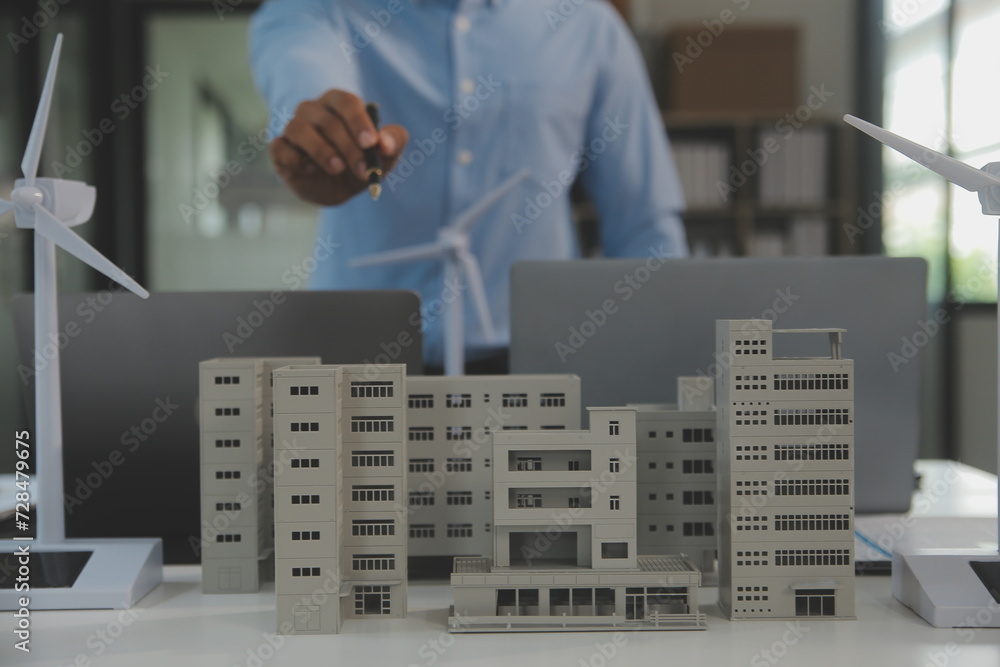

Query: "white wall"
<box><xmin>630</xmin><ymin>0</ymin><xmax>857</xmax><ymax>116</ymax></box>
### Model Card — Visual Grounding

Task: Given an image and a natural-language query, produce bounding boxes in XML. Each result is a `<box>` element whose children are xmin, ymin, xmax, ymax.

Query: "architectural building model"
<box><xmin>716</xmin><ymin>319</ymin><xmax>856</xmax><ymax>620</ymax></box>
<box><xmin>272</xmin><ymin>364</ymin><xmax>408</xmax><ymax>635</ymax></box>
<box><xmin>405</xmin><ymin>375</ymin><xmax>581</xmax><ymax>559</ymax></box>
<box><xmin>449</xmin><ymin>408</ymin><xmax>705</xmax><ymax>632</ymax></box>
<box><xmin>633</xmin><ymin>377</ymin><xmax>718</xmax><ymax>572</ymax></box>
<box><xmin>198</xmin><ymin>357</ymin><xmax>319</xmax><ymax>593</ymax></box>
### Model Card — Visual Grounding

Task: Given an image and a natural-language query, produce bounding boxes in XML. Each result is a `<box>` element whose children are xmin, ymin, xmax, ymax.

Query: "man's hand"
<box><xmin>269</xmin><ymin>90</ymin><xmax>409</xmax><ymax>206</ymax></box>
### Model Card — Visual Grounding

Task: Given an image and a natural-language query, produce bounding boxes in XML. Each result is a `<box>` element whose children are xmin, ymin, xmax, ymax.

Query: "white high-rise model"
<box><xmin>0</xmin><ymin>34</ymin><xmax>161</xmax><ymax>610</ymax></box>
<box><xmin>352</xmin><ymin>168</ymin><xmax>530</xmax><ymax>375</ymax></box>
<box><xmin>844</xmin><ymin>114</ymin><xmax>1000</xmax><ymax>628</ymax></box>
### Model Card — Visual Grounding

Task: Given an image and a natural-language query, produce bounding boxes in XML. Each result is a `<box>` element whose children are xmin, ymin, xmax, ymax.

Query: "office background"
<box><xmin>1</xmin><ymin>0</ymin><xmax>997</xmax><ymax>477</ymax></box>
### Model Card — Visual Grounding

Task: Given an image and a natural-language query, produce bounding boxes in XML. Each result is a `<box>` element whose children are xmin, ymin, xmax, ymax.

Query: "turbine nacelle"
<box><xmin>978</xmin><ymin>163</ymin><xmax>1000</xmax><ymax>216</ymax></box>
<box><xmin>10</xmin><ymin>178</ymin><xmax>95</xmax><ymax>229</ymax></box>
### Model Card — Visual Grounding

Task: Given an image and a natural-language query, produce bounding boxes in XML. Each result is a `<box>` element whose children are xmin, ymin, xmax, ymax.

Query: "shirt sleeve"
<box><xmin>249</xmin><ymin>0</ymin><xmax>362</xmax><ymax>136</ymax></box>
<box><xmin>578</xmin><ymin>4</ymin><xmax>689</xmax><ymax>259</ymax></box>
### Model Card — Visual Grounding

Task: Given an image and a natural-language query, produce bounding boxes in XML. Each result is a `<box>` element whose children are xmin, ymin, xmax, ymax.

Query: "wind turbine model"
<box><xmin>352</xmin><ymin>168</ymin><xmax>530</xmax><ymax>375</ymax></box>
<box><xmin>0</xmin><ymin>34</ymin><xmax>161</xmax><ymax>611</ymax></box>
<box><xmin>845</xmin><ymin>114</ymin><xmax>1000</xmax><ymax>627</ymax></box>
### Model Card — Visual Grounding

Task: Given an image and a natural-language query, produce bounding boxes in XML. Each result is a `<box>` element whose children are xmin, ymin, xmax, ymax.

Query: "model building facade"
<box><xmin>272</xmin><ymin>364</ymin><xmax>407</xmax><ymax>634</ymax></box>
<box><xmin>634</xmin><ymin>377</ymin><xmax>718</xmax><ymax>572</ymax></box>
<box><xmin>405</xmin><ymin>375</ymin><xmax>581</xmax><ymax>560</ymax></box>
<box><xmin>716</xmin><ymin>320</ymin><xmax>855</xmax><ymax>620</ymax></box>
<box><xmin>198</xmin><ymin>357</ymin><xmax>319</xmax><ymax>594</ymax></box>
<box><xmin>450</xmin><ymin>408</ymin><xmax>705</xmax><ymax>632</ymax></box>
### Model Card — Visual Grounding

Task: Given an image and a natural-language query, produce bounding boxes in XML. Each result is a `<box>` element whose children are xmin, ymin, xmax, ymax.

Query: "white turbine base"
<box><xmin>0</xmin><ymin>537</ymin><xmax>162</xmax><ymax>610</ymax></box>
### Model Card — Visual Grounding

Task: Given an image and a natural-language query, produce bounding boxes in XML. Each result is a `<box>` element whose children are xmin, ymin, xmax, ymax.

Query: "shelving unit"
<box><xmin>664</xmin><ymin>114</ymin><xmax>858</xmax><ymax>258</ymax></box>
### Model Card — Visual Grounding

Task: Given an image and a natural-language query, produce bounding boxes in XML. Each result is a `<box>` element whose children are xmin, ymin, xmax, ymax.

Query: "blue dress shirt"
<box><xmin>250</xmin><ymin>0</ymin><xmax>688</xmax><ymax>365</ymax></box>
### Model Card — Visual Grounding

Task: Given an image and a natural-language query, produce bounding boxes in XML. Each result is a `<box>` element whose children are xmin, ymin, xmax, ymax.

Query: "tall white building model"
<box><xmin>634</xmin><ymin>377</ymin><xmax>718</xmax><ymax>572</ymax></box>
<box><xmin>198</xmin><ymin>357</ymin><xmax>319</xmax><ymax>594</ymax></box>
<box><xmin>717</xmin><ymin>320</ymin><xmax>855</xmax><ymax>620</ymax></box>
<box><xmin>405</xmin><ymin>375</ymin><xmax>581</xmax><ymax>560</ymax></box>
<box><xmin>450</xmin><ymin>408</ymin><xmax>705</xmax><ymax>632</ymax></box>
<box><xmin>272</xmin><ymin>364</ymin><xmax>407</xmax><ymax>634</ymax></box>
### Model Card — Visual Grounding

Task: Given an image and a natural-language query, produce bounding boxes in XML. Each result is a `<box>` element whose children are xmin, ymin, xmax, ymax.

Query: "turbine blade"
<box><xmin>457</xmin><ymin>249</ymin><xmax>495</xmax><ymax>342</ymax></box>
<box><xmin>351</xmin><ymin>240</ymin><xmax>449</xmax><ymax>268</ymax></box>
<box><xmin>0</xmin><ymin>198</ymin><xmax>14</xmax><ymax>216</ymax></box>
<box><xmin>23</xmin><ymin>34</ymin><xmax>63</xmax><ymax>186</ymax></box>
<box><xmin>452</xmin><ymin>167</ymin><xmax>531</xmax><ymax>233</ymax></box>
<box><xmin>844</xmin><ymin>114</ymin><xmax>1000</xmax><ymax>192</ymax></box>
<box><xmin>33</xmin><ymin>204</ymin><xmax>149</xmax><ymax>299</ymax></box>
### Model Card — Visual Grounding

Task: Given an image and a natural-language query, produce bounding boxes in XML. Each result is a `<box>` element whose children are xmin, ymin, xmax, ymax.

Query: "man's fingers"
<box><xmin>282</xmin><ymin>116</ymin><xmax>347</xmax><ymax>176</ymax></box>
<box><xmin>322</xmin><ymin>90</ymin><xmax>379</xmax><ymax>151</ymax></box>
<box><xmin>379</xmin><ymin>124</ymin><xmax>408</xmax><ymax>158</ymax></box>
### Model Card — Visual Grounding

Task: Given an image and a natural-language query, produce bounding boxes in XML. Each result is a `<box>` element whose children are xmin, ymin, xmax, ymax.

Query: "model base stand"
<box><xmin>893</xmin><ymin>549</ymin><xmax>1000</xmax><ymax>628</ymax></box>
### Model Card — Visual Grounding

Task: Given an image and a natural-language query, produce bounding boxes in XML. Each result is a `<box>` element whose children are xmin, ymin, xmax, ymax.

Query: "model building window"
<box><xmin>290</xmin><ymin>422</ymin><xmax>320</xmax><ymax>432</ymax></box>
<box><xmin>290</xmin><ymin>458</ymin><xmax>320</xmax><ymax>468</ymax></box>
<box><xmin>446</xmin><ymin>426</ymin><xmax>472</xmax><ymax>441</ymax></box>
<box><xmin>446</xmin><ymin>491</ymin><xmax>473</xmax><ymax>505</ymax></box>
<box><xmin>408</xmin><ymin>426</ymin><xmax>434</xmax><ymax>441</ymax></box>
<box><xmin>352</xmin><ymin>555</ymin><xmax>395</xmax><ymax>571</ymax></box>
<box><xmin>540</xmin><ymin>393</ymin><xmax>566</xmax><ymax>407</ymax></box>
<box><xmin>682</xmin><ymin>428</ymin><xmax>714</xmax><ymax>443</ymax></box>
<box><xmin>351</xmin><ymin>485</ymin><xmax>394</xmax><ymax>502</ymax></box>
<box><xmin>446</xmin><ymin>458</ymin><xmax>473</xmax><ymax>472</ymax></box>
<box><xmin>516</xmin><ymin>457</ymin><xmax>542</xmax><ymax>471</ymax></box>
<box><xmin>351</xmin><ymin>451</ymin><xmax>395</xmax><ymax>467</ymax></box>
<box><xmin>214</xmin><ymin>407</ymin><xmax>241</xmax><ymax>416</ymax></box>
<box><xmin>515</xmin><ymin>493</ymin><xmax>542</xmax><ymax>508</ymax></box>
<box><xmin>445</xmin><ymin>393</ymin><xmax>472</xmax><ymax>408</ymax></box>
<box><xmin>408</xmin><ymin>458</ymin><xmax>434</xmax><ymax>473</ymax></box>
<box><xmin>408</xmin><ymin>394</ymin><xmax>434</xmax><ymax>408</ymax></box>
<box><xmin>291</xmin><ymin>494</ymin><xmax>321</xmax><ymax>505</ymax></box>
<box><xmin>609</xmin><ymin>495</ymin><xmax>620</xmax><ymax>510</ymax></box>
<box><xmin>502</xmin><ymin>425</ymin><xmax>527</xmax><ymax>431</ymax></box>
<box><xmin>609</xmin><ymin>458</ymin><xmax>620</xmax><ymax>473</ymax></box>
<box><xmin>682</xmin><ymin>522</ymin><xmax>714</xmax><ymax>537</ymax></box>
<box><xmin>351</xmin><ymin>416</ymin><xmax>394</xmax><ymax>433</ymax></box>
<box><xmin>541</xmin><ymin>425</ymin><xmax>566</xmax><ymax>430</ymax></box>
<box><xmin>214</xmin><ymin>375</ymin><xmax>240</xmax><ymax>385</ymax></box>
<box><xmin>291</xmin><ymin>531</ymin><xmax>321</xmax><ymax>540</ymax></box>
<box><xmin>351</xmin><ymin>381</ymin><xmax>393</xmax><ymax>398</ymax></box>
<box><xmin>601</xmin><ymin>542</ymin><xmax>628</xmax><ymax>559</ymax></box>
<box><xmin>291</xmin><ymin>567</ymin><xmax>321</xmax><ymax>577</ymax></box>
<box><xmin>682</xmin><ymin>490</ymin><xmax>714</xmax><ymax>505</ymax></box>
<box><xmin>795</xmin><ymin>589</ymin><xmax>836</xmax><ymax>617</ymax></box>
<box><xmin>447</xmin><ymin>523</ymin><xmax>473</xmax><ymax>538</ymax></box>
<box><xmin>408</xmin><ymin>491</ymin><xmax>435</xmax><ymax>506</ymax></box>
<box><xmin>502</xmin><ymin>393</ymin><xmax>528</xmax><ymax>407</ymax></box>
<box><xmin>215</xmin><ymin>502</ymin><xmax>242</xmax><ymax>511</ymax></box>
<box><xmin>568</xmin><ymin>497</ymin><xmax>581</xmax><ymax>508</ymax></box>
<box><xmin>215</xmin><ymin>534</ymin><xmax>242</xmax><ymax>543</ymax></box>
<box><xmin>609</xmin><ymin>420</ymin><xmax>620</xmax><ymax>436</ymax></box>
<box><xmin>352</xmin><ymin>519</ymin><xmax>395</xmax><ymax>536</ymax></box>
<box><xmin>409</xmin><ymin>524</ymin><xmax>435</xmax><ymax>539</ymax></box>
<box><xmin>567</xmin><ymin>460</ymin><xmax>581</xmax><ymax>471</ymax></box>
<box><xmin>354</xmin><ymin>585</ymin><xmax>392</xmax><ymax>616</ymax></box>
<box><xmin>215</xmin><ymin>470</ymin><xmax>241</xmax><ymax>479</ymax></box>
<box><xmin>215</xmin><ymin>439</ymin><xmax>241</xmax><ymax>448</ymax></box>
<box><xmin>682</xmin><ymin>459</ymin><xmax>714</xmax><ymax>474</ymax></box>
<box><xmin>289</xmin><ymin>385</ymin><xmax>319</xmax><ymax>395</ymax></box>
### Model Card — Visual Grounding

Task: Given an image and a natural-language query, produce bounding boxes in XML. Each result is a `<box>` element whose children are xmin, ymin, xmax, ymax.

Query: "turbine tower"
<box><xmin>353</xmin><ymin>168</ymin><xmax>530</xmax><ymax>375</ymax></box>
<box><xmin>0</xmin><ymin>34</ymin><xmax>161</xmax><ymax>610</ymax></box>
<box><xmin>845</xmin><ymin>114</ymin><xmax>1000</xmax><ymax>627</ymax></box>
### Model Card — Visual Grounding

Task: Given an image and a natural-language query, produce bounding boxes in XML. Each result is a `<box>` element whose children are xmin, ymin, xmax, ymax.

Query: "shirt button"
<box><xmin>458</xmin><ymin>150</ymin><xmax>474</xmax><ymax>165</ymax></box>
<box><xmin>456</xmin><ymin>16</ymin><xmax>471</xmax><ymax>33</ymax></box>
<box><xmin>460</xmin><ymin>78</ymin><xmax>475</xmax><ymax>94</ymax></box>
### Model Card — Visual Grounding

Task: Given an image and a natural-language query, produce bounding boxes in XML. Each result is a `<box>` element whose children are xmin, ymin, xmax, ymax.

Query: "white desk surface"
<box><xmin>3</xmin><ymin>461</ymin><xmax>998</xmax><ymax>667</ymax></box>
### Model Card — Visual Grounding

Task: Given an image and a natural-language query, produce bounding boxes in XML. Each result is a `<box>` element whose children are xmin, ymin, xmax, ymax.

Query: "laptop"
<box><xmin>13</xmin><ymin>290</ymin><xmax>423</xmax><ymax>563</ymax></box>
<box><xmin>510</xmin><ymin>257</ymin><xmax>928</xmax><ymax>514</ymax></box>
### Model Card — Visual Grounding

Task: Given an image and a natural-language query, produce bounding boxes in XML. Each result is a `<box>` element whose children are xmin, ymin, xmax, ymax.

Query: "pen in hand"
<box><xmin>364</xmin><ymin>102</ymin><xmax>383</xmax><ymax>200</ymax></box>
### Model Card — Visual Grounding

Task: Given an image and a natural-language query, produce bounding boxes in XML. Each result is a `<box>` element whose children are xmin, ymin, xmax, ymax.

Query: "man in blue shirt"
<box><xmin>250</xmin><ymin>0</ymin><xmax>688</xmax><ymax>371</ymax></box>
